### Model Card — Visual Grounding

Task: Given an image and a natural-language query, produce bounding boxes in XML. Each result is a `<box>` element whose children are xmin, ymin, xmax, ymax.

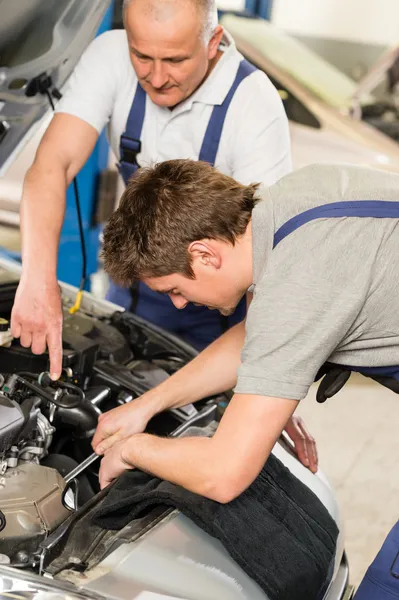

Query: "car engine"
<box><xmin>0</xmin><ymin>266</ymin><xmax>221</xmax><ymax>569</ymax></box>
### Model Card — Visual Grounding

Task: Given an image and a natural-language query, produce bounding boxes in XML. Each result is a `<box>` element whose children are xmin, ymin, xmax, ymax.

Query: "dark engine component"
<box><xmin>0</xmin><ymin>268</ymin><xmax>19</xmax><ymax>314</ymax></box>
<box><xmin>92</xmin><ymin>359</ymin><xmax>170</xmax><ymax>397</ymax></box>
<box><xmin>0</xmin><ymin>268</ymin><xmax>223</xmax><ymax>567</ymax></box>
<box><xmin>62</xmin><ymin>311</ymin><xmax>133</xmax><ymax>364</ymax></box>
<box><xmin>53</xmin><ymin>399</ymin><xmax>99</xmax><ymax>439</ymax></box>
<box><xmin>0</xmin><ymin>310</ymin><xmax>133</xmax><ymax>384</ymax></box>
<box><xmin>0</xmin><ymin>371</ymin><xmax>100</xmax><ymax>562</ymax></box>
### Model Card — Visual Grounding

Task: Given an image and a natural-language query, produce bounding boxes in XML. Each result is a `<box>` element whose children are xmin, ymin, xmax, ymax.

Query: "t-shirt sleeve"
<box><xmin>227</xmin><ymin>70</ymin><xmax>292</xmax><ymax>186</ymax></box>
<box><xmin>55</xmin><ymin>30</ymin><xmax>122</xmax><ymax>133</ymax></box>
<box><xmin>235</xmin><ymin>226</ymin><xmax>372</xmax><ymax>400</ymax></box>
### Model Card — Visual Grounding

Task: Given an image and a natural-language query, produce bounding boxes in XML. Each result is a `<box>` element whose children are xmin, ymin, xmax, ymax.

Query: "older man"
<box><xmin>11</xmin><ymin>0</ymin><xmax>291</xmax><ymax>378</ymax></box>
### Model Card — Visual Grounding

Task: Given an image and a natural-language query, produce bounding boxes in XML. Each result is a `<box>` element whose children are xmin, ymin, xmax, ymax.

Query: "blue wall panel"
<box><xmin>245</xmin><ymin>0</ymin><xmax>273</xmax><ymax>20</ymax></box>
<box><xmin>57</xmin><ymin>1</ymin><xmax>115</xmax><ymax>288</ymax></box>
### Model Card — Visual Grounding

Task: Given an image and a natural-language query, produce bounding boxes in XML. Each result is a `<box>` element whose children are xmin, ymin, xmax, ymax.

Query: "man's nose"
<box><xmin>171</xmin><ymin>295</ymin><xmax>188</xmax><ymax>310</ymax></box>
<box><xmin>149</xmin><ymin>61</ymin><xmax>168</xmax><ymax>89</ymax></box>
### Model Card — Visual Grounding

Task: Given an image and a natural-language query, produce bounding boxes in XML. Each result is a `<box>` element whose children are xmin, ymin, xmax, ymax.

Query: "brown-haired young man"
<box><xmin>93</xmin><ymin>159</ymin><xmax>399</xmax><ymax>599</ymax></box>
<box><xmin>93</xmin><ymin>158</ymin><xmax>399</xmax><ymax>495</ymax></box>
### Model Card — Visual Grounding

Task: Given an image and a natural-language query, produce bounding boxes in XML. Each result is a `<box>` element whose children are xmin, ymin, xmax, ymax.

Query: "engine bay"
<box><xmin>0</xmin><ymin>265</ymin><xmax>225</xmax><ymax>571</ymax></box>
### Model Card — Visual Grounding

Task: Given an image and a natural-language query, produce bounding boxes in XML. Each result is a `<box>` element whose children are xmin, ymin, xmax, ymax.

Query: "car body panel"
<box><xmin>0</xmin><ymin>0</ymin><xmax>110</xmax><ymax>172</ymax></box>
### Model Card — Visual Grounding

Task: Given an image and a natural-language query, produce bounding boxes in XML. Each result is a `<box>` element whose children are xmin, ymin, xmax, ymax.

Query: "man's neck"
<box><xmin>205</xmin><ymin>48</ymin><xmax>224</xmax><ymax>81</ymax></box>
<box><xmin>235</xmin><ymin>220</ymin><xmax>254</xmax><ymax>291</ymax></box>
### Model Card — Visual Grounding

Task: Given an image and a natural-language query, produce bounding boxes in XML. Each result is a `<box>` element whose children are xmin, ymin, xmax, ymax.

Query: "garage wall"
<box><xmin>271</xmin><ymin>0</ymin><xmax>399</xmax><ymax>45</ymax></box>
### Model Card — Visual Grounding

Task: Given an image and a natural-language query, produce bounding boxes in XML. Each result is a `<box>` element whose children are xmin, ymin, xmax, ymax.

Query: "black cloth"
<box><xmin>93</xmin><ymin>453</ymin><xmax>338</xmax><ymax>600</ymax></box>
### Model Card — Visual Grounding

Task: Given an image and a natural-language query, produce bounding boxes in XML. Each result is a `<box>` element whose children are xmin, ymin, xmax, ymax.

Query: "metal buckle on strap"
<box><xmin>120</xmin><ymin>135</ymin><xmax>141</xmax><ymax>164</ymax></box>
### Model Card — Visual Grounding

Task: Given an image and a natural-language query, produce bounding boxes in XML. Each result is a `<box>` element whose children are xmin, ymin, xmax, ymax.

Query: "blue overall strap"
<box><xmin>199</xmin><ymin>59</ymin><xmax>257</xmax><ymax>166</ymax></box>
<box><xmin>345</xmin><ymin>364</ymin><xmax>399</xmax><ymax>389</ymax></box>
<box><xmin>273</xmin><ymin>200</ymin><xmax>399</xmax><ymax>249</ymax></box>
<box><xmin>119</xmin><ymin>82</ymin><xmax>146</xmax><ymax>185</ymax></box>
<box><xmin>349</xmin><ymin>365</ymin><xmax>399</xmax><ymax>379</ymax></box>
<box><xmin>322</xmin><ymin>364</ymin><xmax>399</xmax><ymax>392</ymax></box>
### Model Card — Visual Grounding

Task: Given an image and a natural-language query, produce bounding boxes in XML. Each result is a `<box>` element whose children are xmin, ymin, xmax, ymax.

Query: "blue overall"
<box><xmin>274</xmin><ymin>199</ymin><xmax>399</xmax><ymax>600</ymax></box>
<box><xmin>106</xmin><ymin>60</ymin><xmax>257</xmax><ymax>350</ymax></box>
<box><xmin>354</xmin><ymin>520</ymin><xmax>399</xmax><ymax>599</ymax></box>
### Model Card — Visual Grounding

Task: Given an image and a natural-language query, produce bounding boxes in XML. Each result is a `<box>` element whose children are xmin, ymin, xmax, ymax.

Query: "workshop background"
<box><xmin>1</xmin><ymin>0</ymin><xmax>399</xmax><ymax>588</ymax></box>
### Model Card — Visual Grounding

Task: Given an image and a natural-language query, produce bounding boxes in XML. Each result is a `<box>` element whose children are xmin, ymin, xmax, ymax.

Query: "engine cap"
<box><xmin>0</xmin><ymin>318</ymin><xmax>9</xmax><ymax>332</ymax></box>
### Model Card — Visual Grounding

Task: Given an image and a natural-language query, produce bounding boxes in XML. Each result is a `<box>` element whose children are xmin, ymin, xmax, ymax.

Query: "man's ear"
<box><xmin>207</xmin><ymin>25</ymin><xmax>224</xmax><ymax>59</ymax></box>
<box><xmin>188</xmin><ymin>240</ymin><xmax>222</xmax><ymax>269</ymax></box>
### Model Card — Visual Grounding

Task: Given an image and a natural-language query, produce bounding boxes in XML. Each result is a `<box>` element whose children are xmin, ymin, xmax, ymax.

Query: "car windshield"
<box><xmin>222</xmin><ymin>15</ymin><xmax>374</xmax><ymax>108</ymax></box>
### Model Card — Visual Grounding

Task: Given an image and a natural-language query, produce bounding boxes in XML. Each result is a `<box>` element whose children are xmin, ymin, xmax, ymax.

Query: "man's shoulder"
<box><xmin>80</xmin><ymin>29</ymin><xmax>134</xmax><ymax>87</ymax></box>
<box><xmin>92</xmin><ymin>28</ymin><xmax>128</xmax><ymax>51</ymax></box>
<box><xmin>85</xmin><ymin>29</ymin><xmax>130</xmax><ymax>68</ymax></box>
<box><xmin>218</xmin><ymin>37</ymin><xmax>280</xmax><ymax>104</ymax></box>
<box><xmin>237</xmin><ymin>61</ymin><xmax>281</xmax><ymax>102</ymax></box>
<box><xmin>270</xmin><ymin>163</ymin><xmax>399</xmax><ymax>201</ymax></box>
<box><xmin>221</xmin><ymin>57</ymin><xmax>286</xmax><ymax>122</ymax></box>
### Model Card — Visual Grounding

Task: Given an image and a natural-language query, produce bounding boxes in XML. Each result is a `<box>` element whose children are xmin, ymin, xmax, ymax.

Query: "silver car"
<box><xmin>0</xmin><ymin>256</ymin><xmax>353</xmax><ymax>600</ymax></box>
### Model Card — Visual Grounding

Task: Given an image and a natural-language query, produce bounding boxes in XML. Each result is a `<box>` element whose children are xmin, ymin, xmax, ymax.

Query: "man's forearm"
<box><xmin>141</xmin><ymin>320</ymin><xmax>246</xmax><ymax>416</ymax></box>
<box><xmin>20</xmin><ymin>114</ymin><xmax>99</xmax><ymax>280</ymax></box>
<box><xmin>121</xmin><ymin>434</ymin><xmax>219</xmax><ymax>498</ymax></box>
<box><xmin>20</xmin><ymin>162</ymin><xmax>67</xmax><ymax>278</ymax></box>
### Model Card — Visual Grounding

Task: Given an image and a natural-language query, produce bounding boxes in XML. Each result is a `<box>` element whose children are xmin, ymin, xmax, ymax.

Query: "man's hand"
<box><xmin>283</xmin><ymin>415</ymin><xmax>318</xmax><ymax>473</ymax></box>
<box><xmin>96</xmin><ymin>394</ymin><xmax>306</xmax><ymax>503</ymax></box>
<box><xmin>92</xmin><ymin>398</ymin><xmax>154</xmax><ymax>455</ymax></box>
<box><xmin>10</xmin><ymin>276</ymin><xmax>63</xmax><ymax>380</ymax></box>
<box><xmin>98</xmin><ymin>438</ymin><xmax>133</xmax><ymax>489</ymax></box>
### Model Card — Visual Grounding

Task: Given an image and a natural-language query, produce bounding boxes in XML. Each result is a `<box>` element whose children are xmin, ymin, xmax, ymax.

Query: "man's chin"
<box><xmin>144</xmin><ymin>86</ymin><xmax>184</xmax><ymax>108</ymax></box>
<box><xmin>195</xmin><ymin>304</ymin><xmax>236</xmax><ymax>316</ymax></box>
<box><xmin>218</xmin><ymin>307</ymin><xmax>235</xmax><ymax>317</ymax></box>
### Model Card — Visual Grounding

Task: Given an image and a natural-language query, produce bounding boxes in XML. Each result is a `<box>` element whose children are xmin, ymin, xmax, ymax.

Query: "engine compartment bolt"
<box><xmin>15</xmin><ymin>550</ymin><xmax>30</xmax><ymax>564</ymax></box>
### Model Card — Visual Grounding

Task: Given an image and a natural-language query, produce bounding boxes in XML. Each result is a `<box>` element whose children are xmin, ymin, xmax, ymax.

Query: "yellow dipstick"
<box><xmin>69</xmin><ymin>290</ymin><xmax>83</xmax><ymax>314</ymax></box>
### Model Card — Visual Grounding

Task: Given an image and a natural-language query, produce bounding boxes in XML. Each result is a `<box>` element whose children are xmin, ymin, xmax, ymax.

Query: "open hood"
<box><xmin>0</xmin><ymin>0</ymin><xmax>111</xmax><ymax>173</ymax></box>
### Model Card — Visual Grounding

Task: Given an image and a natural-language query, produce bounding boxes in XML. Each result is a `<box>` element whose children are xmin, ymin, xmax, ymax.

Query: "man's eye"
<box><xmin>132</xmin><ymin>51</ymin><xmax>150</xmax><ymax>61</ymax></box>
<box><xmin>169</xmin><ymin>58</ymin><xmax>185</xmax><ymax>64</ymax></box>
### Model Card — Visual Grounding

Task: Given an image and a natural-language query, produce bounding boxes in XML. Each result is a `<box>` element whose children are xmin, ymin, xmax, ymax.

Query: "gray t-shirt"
<box><xmin>235</xmin><ymin>164</ymin><xmax>399</xmax><ymax>400</ymax></box>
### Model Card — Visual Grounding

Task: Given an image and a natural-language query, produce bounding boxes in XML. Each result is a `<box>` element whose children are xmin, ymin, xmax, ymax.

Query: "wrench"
<box><xmin>65</xmin><ymin>451</ymin><xmax>100</xmax><ymax>483</ymax></box>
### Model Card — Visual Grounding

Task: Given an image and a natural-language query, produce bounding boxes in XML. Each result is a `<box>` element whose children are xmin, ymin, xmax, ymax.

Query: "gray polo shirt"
<box><xmin>235</xmin><ymin>164</ymin><xmax>399</xmax><ymax>401</ymax></box>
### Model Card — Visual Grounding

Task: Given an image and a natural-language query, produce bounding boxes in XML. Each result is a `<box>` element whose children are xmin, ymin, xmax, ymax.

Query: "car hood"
<box><xmin>0</xmin><ymin>0</ymin><xmax>110</xmax><ymax>173</ymax></box>
<box><xmin>311</xmin><ymin>99</ymin><xmax>399</xmax><ymax>172</ymax></box>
